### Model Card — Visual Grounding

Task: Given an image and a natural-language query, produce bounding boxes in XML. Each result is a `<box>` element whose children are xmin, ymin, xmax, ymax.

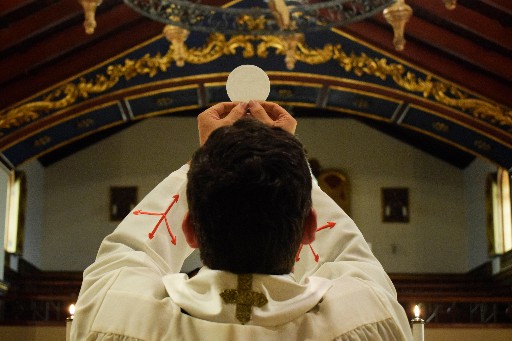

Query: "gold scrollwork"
<box><xmin>237</xmin><ymin>15</ymin><xmax>267</xmax><ymax>31</ymax></box>
<box><xmin>76</xmin><ymin>118</ymin><xmax>95</xmax><ymax>129</ymax></box>
<box><xmin>1</xmin><ymin>31</ymin><xmax>510</xmax><ymax>133</ymax></box>
<box><xmin>474</xmin><ymin>140</ymin><xmax>491</xmax><ymax>152</ymax></box>
<box><xmin>353</xmin><ymin>98</ymin><xmax>370</xmax><ymax>109</ymax></box>
<box><xmin>155</xmin><ymin>97</ymin><xmax>174</xmax><ymax>107</ymax></box>
<box><xmin>432</xmin><ymin>121</ymin><xmax>449</xmax><ymax>133</ymax></box>
<box><xmin>33</xmin><ymin>136</ymin><xmax>52</xmax><ymax>148</ymax></box>
<box><xmin>277</xmin><ymin>89</ymin><xmax>294</xmax><ymax>99</ymax></box>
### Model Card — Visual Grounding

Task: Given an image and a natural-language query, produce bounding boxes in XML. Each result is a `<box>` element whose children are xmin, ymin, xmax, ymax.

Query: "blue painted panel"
<box><xmin>205</xmin><ymin>84</ymin><xmax>230</xmax><ymax>104</ymax></box>
<box><xmin>126</xmin><ymin>87</ymin><xmax>199</xmax><ymax>117</ymax></box>
<box><xmin>206</xmin><ymin>83</ymin><xmax>321</xmax><ymax>106</ymax></box>
<box><xmin>327</xmin><ymin>88</ymin><xmax>401</xmax><ymax>120</ymax></box>
<box><xmin>268</xmin><ymin>84</ymin><xmax>321</xmax><ymax>104</ymax></box>
<box><xmin>3</xmin><ymin>103</ymin><xmax>124</xmax><ymax>166</ymax></box>
<box><xmin>2</xmin><ymin>28</ymin><xmax>509</xmax><ymax>168</ymax></box>
<box><xmin>401</xmin><ymin>106</ymin><xmax>512</xmax><ymax>168</ymax></box>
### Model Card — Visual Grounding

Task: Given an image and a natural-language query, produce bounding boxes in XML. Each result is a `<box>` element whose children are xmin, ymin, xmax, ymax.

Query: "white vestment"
<box><xmin>72</xmin><ymin>164</ymin><xmax>412</xmax><ymax>341</ymax></box>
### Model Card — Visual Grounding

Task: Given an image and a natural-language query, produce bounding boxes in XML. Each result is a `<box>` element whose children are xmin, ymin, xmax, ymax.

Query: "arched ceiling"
<box><xmin>0</xmin><ymin>0</ymin><xmax>510</xmax><ymax>170</ymax></box>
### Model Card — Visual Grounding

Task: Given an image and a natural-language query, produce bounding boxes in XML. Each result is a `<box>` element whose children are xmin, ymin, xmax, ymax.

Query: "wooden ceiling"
<box><xmin>1</xmin><ymin>0</ymin><xmax>510</xmax><ymax>109</ymax></box>
<box><xmin>0</xmin><ymin>0</ymin><xmax>511</xmax><ymax>168</ymax></box>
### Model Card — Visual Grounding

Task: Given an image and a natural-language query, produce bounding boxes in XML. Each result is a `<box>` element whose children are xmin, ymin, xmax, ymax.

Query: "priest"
<box><xmin>71</xmin><ymin>101</ymin><xmax>412</xmax><ymax>340</ymax></box>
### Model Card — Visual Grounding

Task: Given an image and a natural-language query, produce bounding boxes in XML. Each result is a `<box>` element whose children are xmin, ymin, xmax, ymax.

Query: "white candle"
<box><xmin>66</xmin><ymin>304</ymin><xmax>75</xmax><ymax>341</ymax></box>
<box><xmin>411</xmin><ymin>305</ymin><xmax>425</xmax><ymax>341</ymax></box>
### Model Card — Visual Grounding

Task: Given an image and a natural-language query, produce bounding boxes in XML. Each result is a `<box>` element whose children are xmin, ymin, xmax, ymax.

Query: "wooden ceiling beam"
<box><xmin>0</xmin><ymin>0</ymin><xmax>84</xmax><ymax>56</ymax></box>
<box><xmin>0</xmin><ymin>18</ymin><xmax>163</xmax><ymax>108</ymax></box>
<box><xmin>478</xmin><ymin>0</ymin><xmax>512</xmax><ymax>14</ymax></box>
<box><xmin>0</xmin><ymin>1</ymin><xmax>59</xmax><ymax>26</ymax></box>
<box><xmin>458</xmin><ymin>0</ymin><xmax>512</xmax><ymax>25</ymax></box>
<box><xmin>0</xmin><ymin>4</ymin><xmax>143</xmax><ymax>88</ymax></box>
<box><xmin>372</xmin><ymin>14</ymin><xmax>511</xmax><ymax>82</ymax></box>
<box><xmin>340</xmin><ymin>21</ymin><xmax>512</xmax><ymax>107</ymax></box>
<box><xmin>0</xmin><ymin>0</ymin><xmax>41</xmax><ymax>16</ymax></box>
<box><xmin>0</xmin><ymin>0</ymin><xmax>125</xmax><ymax>57</ymax></box>
<box><xmin>407</xmin><ymin>0</ymin><xmax>512</xmax><ymax>53</ymax></box>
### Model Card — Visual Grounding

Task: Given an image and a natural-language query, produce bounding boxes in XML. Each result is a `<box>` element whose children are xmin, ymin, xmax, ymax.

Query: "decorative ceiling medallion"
<box><xmin>124</xmin><ymin>0</ymin><xmax>395</xmax><ymax>35</ymax></box>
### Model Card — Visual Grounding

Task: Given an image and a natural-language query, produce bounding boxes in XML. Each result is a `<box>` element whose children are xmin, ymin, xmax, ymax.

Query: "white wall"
<box><xmin>37</xmin><ymin>116</ymin><xmax>493</xmax><ymax>273</ymax></box>
<box><xmin>464</xmin><ymin>157</ymin><xmax>496</xmax><ymax>270</ymax></box>
<box><xmin>41</xmin><ymin>117</ymin><xmax>198</xmax><ymax>271</ymax></box>
<box><xmin>19</xmin><ymin>161</ymin><xmax>45</xmax><ymax>269</ymax></box>
<box><xmin>297</xmin><ymin>118</ymin><xmax>469</xmax><ymax>273</ymax></box>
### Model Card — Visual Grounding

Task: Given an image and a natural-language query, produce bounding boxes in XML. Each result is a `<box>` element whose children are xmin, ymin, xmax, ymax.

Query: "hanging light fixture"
<box><xmin>79</xmin><ymin>0</ymin><xmax>102</xmax><ymax>34</ymax></box>
<box><xmin>123</xmin><ymin>0</ymin><xmax>395</xmax><ymax>35</ymax></box>
<box><xmin>79</xmin><ymin>1</ymin><xmax>458</xmax><ymax>55</ymax></box>
<box><xmin>383</xmin><ymin>0</ymin><xmax>412</xmax><ymax>51</ymax></box>
<box><xmin>443</xmin><ymin>0</ymin><xmax>457</xmax><ymax>10</ymax></box>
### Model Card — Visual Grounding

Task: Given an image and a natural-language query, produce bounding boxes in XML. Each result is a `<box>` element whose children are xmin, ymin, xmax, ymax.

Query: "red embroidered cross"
<box><xmin>295</xmin><ymin>221</ymin><xmax>336</xmax><ymax>262</ymax></box>
<box><xmin>133</xmin><ymin>194</ymin><xmax>179</xmax><ymax>245</ymax></box>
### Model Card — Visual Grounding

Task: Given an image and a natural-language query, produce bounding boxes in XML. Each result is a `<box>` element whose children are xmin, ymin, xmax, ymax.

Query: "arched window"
<box><xmin>487</xmin><ymin>168</ymin><xmax>512</xmax><ymax>255</ymax></box>
<box><xmin>4</xmin><ymin>171</ymin><xmax>26</xmax><ymax>254</ymax></box>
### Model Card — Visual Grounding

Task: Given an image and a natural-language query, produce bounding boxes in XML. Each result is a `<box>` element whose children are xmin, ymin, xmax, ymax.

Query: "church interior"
<box><xmin>0</xmin><ymin>1</ymin><xmax>511</xmax><ymax>340</ymax></box>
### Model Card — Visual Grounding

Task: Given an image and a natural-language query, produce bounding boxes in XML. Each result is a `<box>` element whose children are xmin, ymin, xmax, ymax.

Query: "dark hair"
<box><xmin>186</xmin><ymin>117</ymin><xmax>312</xmax><ymax>274</ymax></box>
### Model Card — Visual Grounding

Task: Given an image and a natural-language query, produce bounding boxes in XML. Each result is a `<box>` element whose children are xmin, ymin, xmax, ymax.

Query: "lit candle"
<box><xmin>411</xmin><ymin>305</ymin><xmax>425</xmax><ymax>341</ymax></box>
<box><xmin>66</xmin><ymin>304</ymin><xmax>75</xmax><ymax>341</ymax></box>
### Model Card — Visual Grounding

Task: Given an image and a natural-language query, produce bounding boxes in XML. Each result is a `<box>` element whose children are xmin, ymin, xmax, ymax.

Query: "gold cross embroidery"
<box><xmin>220</xmin><ymin>273</ymin><xmax>268</xmax><ymax>324</ymax></box>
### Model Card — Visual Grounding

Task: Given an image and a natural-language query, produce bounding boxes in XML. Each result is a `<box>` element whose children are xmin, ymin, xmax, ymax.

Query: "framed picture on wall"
<box><xmin>318</xmin><ymin>169</ymin><xmax>350</xmax><ymax>216</ymax></box>
<box><xmin>110</xmin><ymin>186</ymin><xmax>138</xmax><ymax>221</ymax></box>
<box><xmin>381</xmin><ymin>187</ymin><xmax>409</xmax><ymax>223</ymax></box>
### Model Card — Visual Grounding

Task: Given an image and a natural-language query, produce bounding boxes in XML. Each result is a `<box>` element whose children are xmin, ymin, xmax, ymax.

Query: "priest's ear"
<box><xmin>182</xmin><ymin>212</ymin><xmax>199</xmax><ymax>248</ymax></box>
<box><xmin>301</xmin><ymin>208</ymin><xmax>317</xmax><ymax>245</ymax></box>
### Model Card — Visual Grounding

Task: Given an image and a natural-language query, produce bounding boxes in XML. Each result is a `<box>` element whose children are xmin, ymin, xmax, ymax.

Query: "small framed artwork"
<box><xmin>110</xmin><ymin>186</ymin><xmax>138</xmax><ymax>221</ymax></box>
<box><xmin>318</xmin><ymin>169</ymin><xmax>350</xmax><ymax>216</ymax></box>
<box><xmin>381</xmin><ymin>187</ymin><xmax>409</xmax><ymax>223</ymax></box>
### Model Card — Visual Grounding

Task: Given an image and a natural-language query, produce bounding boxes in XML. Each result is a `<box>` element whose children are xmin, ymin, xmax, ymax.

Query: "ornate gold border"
<box><xmin>0</xmin><ymin>101</ymin><xmax>122</xmax><ymax>152</ymax></box>
<box><xmin>1</xmin><ymin>31</ymin><xmax>510</xmax><ymax>134</ymax></box>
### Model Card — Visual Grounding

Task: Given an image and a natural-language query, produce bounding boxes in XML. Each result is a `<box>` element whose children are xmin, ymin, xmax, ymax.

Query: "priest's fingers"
<box><xmin>266</xmin><ymin>102</ymin><xmax>297</xmax><ymax>134</ymax></box>
<box><xmin>247</xmin><ymin>100</ymin><xmax>275</xmax><ymax>127</ymax></box>
<box><xmin>224</xmin><ymin>102</ymin><xmax>248</xmax><ymax>124</ymax></box>
<box><xmin>200</xmin><ymin>102</ymin><xmax>238</xmax><ymax>120</ymax></box>
<box><xmin>197</xmin><ymin>102</ymin><xmax>246</xmax><ymax>146</ymax></box>
<box><xmin>251</xmin><ymin>101</ymin><xmax>297</xmax><ymax>134</ymax></box>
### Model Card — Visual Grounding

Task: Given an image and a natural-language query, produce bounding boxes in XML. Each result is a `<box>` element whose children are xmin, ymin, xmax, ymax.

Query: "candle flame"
<box><xmin>69</xmin><ymin>303</ymin><xmax>75</xmax><ymax>316</ymax></box>
<box><xmin>414</xmin><ymin>304</ymin><xmax>420</xmax><ymax>318</ymax></box>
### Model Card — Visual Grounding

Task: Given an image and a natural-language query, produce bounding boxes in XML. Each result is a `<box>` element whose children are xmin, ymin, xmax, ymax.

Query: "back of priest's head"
<box><xmin>186</xmin><ymin>117</ymin><xmax>312</xmax><ymax>275</ymax></box>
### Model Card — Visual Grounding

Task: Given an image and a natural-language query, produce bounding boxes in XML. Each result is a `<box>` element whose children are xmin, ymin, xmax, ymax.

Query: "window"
<box><xmin>4</xmin><ymin>171</ymin><xmax>26</xmax><ymax>254</ymax></box>
<box><xmin>487</xmin><ymin>168</ymin><xmax>512</xmax><ymax>255</ymax></box>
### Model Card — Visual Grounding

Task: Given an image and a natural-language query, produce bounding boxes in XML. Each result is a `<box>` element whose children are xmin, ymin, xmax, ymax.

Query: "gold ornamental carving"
<box><xmin>79</xmin><ymin>0</ymin><xmax>102</xmax><ymax>35</ymax></box>
<box><xmin>443</xmin><ymin>0</ymin><xmax>457</xmax><ymax>10</ymax></box>
<box><xmin>432</xmin><ymin>122</ymin><xmax>449</xmax><ymax>133</ymax></box>
<box><xmin>474</xmin><ymin>140</ymin><xmax>491</xmax><ymax>152</ymax></box>
<box><xmin>33</xmin><ymin>136</ymin><xmax>52</xmax><ymax>148</ymax></box>
<box><xmin>76</xmin><ymin>118</ymin><xmax>95</xmax><ymax>129</ymax></box>
<box><xmin>1</xmin><ymin>28</ymin><xmax>510</xmax><ymax>133</ymax></box>
<box><xmin>383</xmin><ymin>0</ymin><xmax>413</xmax><ymax>51</ymax></box>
